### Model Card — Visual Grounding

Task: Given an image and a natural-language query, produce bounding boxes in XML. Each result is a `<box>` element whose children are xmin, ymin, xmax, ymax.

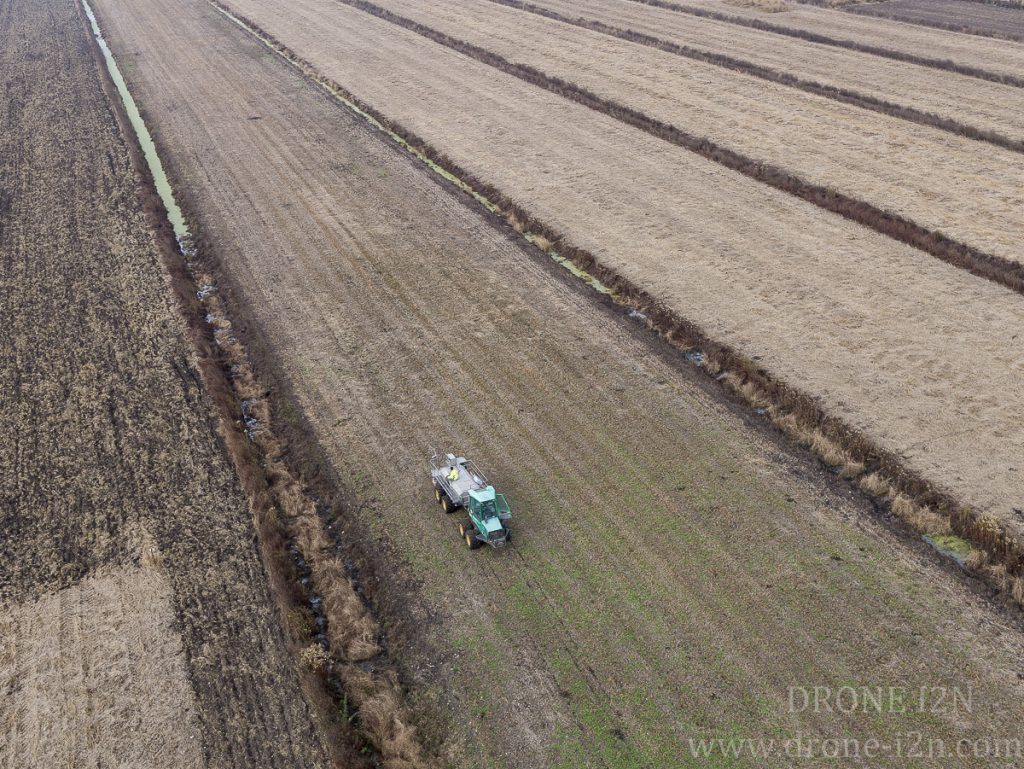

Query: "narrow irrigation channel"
<box><xmin>79</xmin><ymin>1</ymin><xmax>413</xmax><ymax>765</ymax></box>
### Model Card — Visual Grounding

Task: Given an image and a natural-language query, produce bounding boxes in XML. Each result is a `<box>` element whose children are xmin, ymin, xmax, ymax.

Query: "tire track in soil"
<box><xmin>334</xmin><ymin>0</ymin><xmax>1024</xmax><ymax>297</ymax></box>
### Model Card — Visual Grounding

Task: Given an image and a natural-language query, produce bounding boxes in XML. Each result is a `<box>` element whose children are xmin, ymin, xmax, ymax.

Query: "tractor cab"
<box><xmin>467</xmin><ymin>486</ymin><xmax>511</xmax><ymax>544</ymax></box>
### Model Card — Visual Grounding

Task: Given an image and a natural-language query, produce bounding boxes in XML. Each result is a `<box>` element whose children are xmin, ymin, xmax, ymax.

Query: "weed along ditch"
<box><xmin>17</xmin><ymin>0</ymin><xmax>1024</xmax><ymax>766</ymax></box>
<box><xmin>79</xmin><ymin>1</ymin><xmax>425</xmax><ymax>765</ymax></box>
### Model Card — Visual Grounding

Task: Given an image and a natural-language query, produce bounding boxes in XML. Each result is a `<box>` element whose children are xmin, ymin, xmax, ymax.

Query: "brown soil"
<box><xmin>89</xmin><ymin>0</ymin><xmax>1024</xmax><ymax>767</ymax></box>
<box><xmin>662</xmin><ymin>0</ymin><xmax>1024</xmax><ymax>81</ymax></box>
<box><xmin>221</xmin><ymin>0</ymin><xmax>1024</xmax><ymax>546</ymax></box>
<box><xmin>375</xmin><ymin>0</ymin><xmax>1024</xmax><ymax>265</ymax></box>
<box><xmin>528</xmin><ymin>0</ymin><xmax>1024</xmax><ymax>142</ymax></box>
<box><xmin>851</xmin><ymin>0</ymin><xmax>1024</xmax><ymax>40</ymax></box>
<box><xmin>0</xmin><ymin>565</ymin><xmax>204</xmax><ymax>768</ymax></box>
<box><xmin>0</xmin><ymin>0</ymin><xmax>330</xmax><ymax>765</ymax></box>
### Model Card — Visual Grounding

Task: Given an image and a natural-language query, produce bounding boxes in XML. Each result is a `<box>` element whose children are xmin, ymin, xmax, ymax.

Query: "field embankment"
<box><xmin>87</xmin><ymin>0</ymin><xmax>1024</xmax><ymax>766</ymax></box>
<box><xmin>634</xmin><ymin>0</ymin><xmax>1024</xmax><ymax>82</ymax></box>
<box><xmin>368</xmin><ymin>0</ymin><xmax>1024</xmax><ymax>273</ymax></box>
<box><xmin>0</xmin><ymin>0</ymin><xmax>336</xmax><ymax>766</ymax></box>
<box><xmin>850</xmin><ymin>0</ymin><xmax>1024</xmax><ymax>40</ymax></box>
<box><xmin>519</xmin><ymin>0</ymin><xmax>1024</xmax><ymax>142</ymax></box>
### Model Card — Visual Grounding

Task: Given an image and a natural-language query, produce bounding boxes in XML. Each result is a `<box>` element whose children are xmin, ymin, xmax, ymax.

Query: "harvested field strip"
<box><xmin>218</xmin><ymin>0</ymin><xmax>1024</xmax><ymax>597</ymax></box>
<box><xmin>80</xmin><ymin>1</ymin><xmax>423</xmax><ymax>764</ymax></box>
<box><xmin>220</xmin><ymin>0</ymin><xmax>1019</xmax><ymax>581</ymax></box>
<box><xmin>341</xmin><ymin>0</ymin><xmax>1024</xmax><ymax>288</ymax></box>
<box><xmin>851</xmin><ymin>0</ymin><xmax>1024</xmax><ymax>42</ymax></box>
<box><xmin>523</xmin><ymin>0</ymin><xmax>1024</xmax><ymax>142</ymax></box>
<box><xmin>624</xmin><ymin>0</ymin><xmax>1024</xmax><ymax>85</ymax></box>
<box><xmin>89</xmin><ymin>2</ymin><xmax>1024</xmax><ymax>767</ymax></box>
<box><xmin>1</xmin><ymin>0</ymin><xmax>335</xmax><ymax>764</ymax></box>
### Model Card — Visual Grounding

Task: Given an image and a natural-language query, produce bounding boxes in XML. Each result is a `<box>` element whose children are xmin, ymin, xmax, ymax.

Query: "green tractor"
<box><xmin>430</xmin><ymin>451</ymin><xmax>512</xmax><ymax>549</ymax></box>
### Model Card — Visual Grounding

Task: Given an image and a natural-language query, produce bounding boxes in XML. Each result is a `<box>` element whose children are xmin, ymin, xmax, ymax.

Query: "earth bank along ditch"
<box><xmin>78</xmin><ymin>1</ymin><xmax>426</xmax><ymax>766</ymax></box>
<box><xmin>621</xmin><ymin>0</ymin><xmax>1024</xmax><ymax>87</ymax></box>
<box><xmin>214</xmin><ymin>0</ymin><xmax>1024</xmax><ymax>608</ymax></box>
<box><xmin>485</xmin><ymin>0</ymin><xmax>1024</xmax><ymax>154</ymax></box>
<box><xmin>336</xmin><ymin>0</ymin><xmax>1024</xmax><ymax>298</ymax></box>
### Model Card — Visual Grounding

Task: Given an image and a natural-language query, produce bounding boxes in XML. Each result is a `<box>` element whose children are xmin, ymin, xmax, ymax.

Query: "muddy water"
<box><xmin>82</xmin><ymin>0</ymin><xmax>190</xmax><ymax>241</ymax></box>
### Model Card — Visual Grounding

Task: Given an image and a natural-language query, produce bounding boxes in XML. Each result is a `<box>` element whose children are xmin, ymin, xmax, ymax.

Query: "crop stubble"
<box><xmin>644</xmin><ymin>0</ymin><xmax>1024</xmax><ymax>81</ymax></box>
<box><xmin>371</xmin><ymin>0</ymin><xmax>1024</xmax><ymax>267</ymax></box>
<box><xmin>523</xmin><ymin>0</ymin><xmax>1024</xmax><ymax>142</ymax></box>
<box><xmin>90</xmin><ymin>0</ymin><xmax>1024</xmax><ymax>767</ymax></box>
<box><xmin>850</xmin><ymin>0</ymin><xmax>1024</xmax><ymax>41</ymax></box>
<box><xmin>0</xmin><ymin>0</ymin><xmax>329</xmax><ymax>766</ymax></box>
<box><xmin>224</xmin><ymin>0</ymin><xmax>1024</xmax><ymax>544</ymax></box>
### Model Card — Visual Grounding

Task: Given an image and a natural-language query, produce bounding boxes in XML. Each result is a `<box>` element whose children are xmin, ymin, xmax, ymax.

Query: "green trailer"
<box><xmin>430</xmin><ymin>451</ymin><xmax>512</xmax><ymax>549</ymax></box>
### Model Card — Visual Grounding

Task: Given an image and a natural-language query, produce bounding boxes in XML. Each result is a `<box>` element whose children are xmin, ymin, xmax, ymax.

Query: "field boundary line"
<box><xmin>618</xmin><ymin>0</ymin><xmax>1024</xmax><ymax>87</ymax></box>
<box><xmin>484</xmin><ymin>0</ymin><xmax>1024</xmax><ymax>155</ymax></box>
<box><xmin>337</xmin><ymin>0</ymin><xmax>1024</xmax><ymax>297</ymax></box>
<box><xmin>847</xmin><ymin>2</ymin><xmax>1024</xmax><ymax>43</ymax></box>
<box><xmin>76</xmin><ymin>1</ymin><xmax>428</xmax><ymax>766</ymax></box>
<box><xmin>213</xmin><ymin>0</ymin><xmax>1024</xmax><ymax>609</ymax></box>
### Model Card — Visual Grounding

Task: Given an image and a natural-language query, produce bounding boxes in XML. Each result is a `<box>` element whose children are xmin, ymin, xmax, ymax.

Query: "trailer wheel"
<box><xmin>434</xmin><ymin>487</ymin><xmax>443</xmax><ymax>505</ymax></box>
<box><xmin>441</xmin><ymin>495</ymin><xmax>454</xmax><ymax>514</ymax></box>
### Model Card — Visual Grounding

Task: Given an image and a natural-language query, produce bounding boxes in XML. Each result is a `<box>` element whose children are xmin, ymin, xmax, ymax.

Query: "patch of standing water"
<box><xmin>81</xmin><ymin>0</ymin><xmax>190</xmax><ymax>243</ymax></box>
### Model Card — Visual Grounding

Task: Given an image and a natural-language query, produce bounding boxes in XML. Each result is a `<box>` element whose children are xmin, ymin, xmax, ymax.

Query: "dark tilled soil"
<box><xmin>0</xmin><ymin>1</ymin><xmax>329</xmax><ymax>765</ymax></box>
<box><xmin>851</xmin><ymin>0</ymin><xmax>1024</xmax><ymax>39</ymax></box>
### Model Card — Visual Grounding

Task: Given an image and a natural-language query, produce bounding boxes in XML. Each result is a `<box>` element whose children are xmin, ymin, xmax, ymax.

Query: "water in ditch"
<box><xmin>82</xmin><ymin>0</ymin><xmax>190</xmax><ymax>245</ymax></box>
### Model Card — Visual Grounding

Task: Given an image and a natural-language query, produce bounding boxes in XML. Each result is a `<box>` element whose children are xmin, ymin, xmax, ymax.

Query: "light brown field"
<box><xmin>0</xmin><ymin>0</ymin><xmax>330</xmax><ymax>765</ymax></box>
<box><xmin>89</xmin><ymin>0</ymin><xmax>1024</xmax><ymax>767</ymax></box>
<box><xmin>681</xmin><ymin>0</ymin><xmax>1024</xmax><ymax>78</ymax></box>
<box><xmin>528</xmin><ymin>0</ymin><xmax>1024</xmax><ymax>140</ymax></box>
<box><xmin>373</xmin><ymin>0</ymin><xmax>1024</xmax><ymax>263</ymax></box>
<box><xmin>222</xmin><ymin>0</ymin><xmax>1024</xmax><ymax>541</ymax></box>
<box><xmin>0</xmin><ymin>565</ymin><xmax>203</xmax><ymax>769</ymax></box>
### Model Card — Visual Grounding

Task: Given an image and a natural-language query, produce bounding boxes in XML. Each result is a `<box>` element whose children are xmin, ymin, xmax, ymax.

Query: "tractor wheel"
<box><xmin>465</xmin><ymin>532</ymin><xmax>481</xmax><ymax>550</ymax></box>
<box><xmin>434</xmin><ymin>487</ymin><xmax>443</xmax><ymax>505</ymax></box>
<box><xmin>458</xmin><ymin>519</ymin><xmax>471</xmax><ymax>538</ymax></box>
<box><xmin>505</xmin><ymin>529</ymin><xmax>513</xmax><ymax>543</ymax></box>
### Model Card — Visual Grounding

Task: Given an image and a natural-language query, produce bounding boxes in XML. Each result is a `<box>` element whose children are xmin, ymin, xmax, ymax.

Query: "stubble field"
<box><xmin>0</xmin><ymin>1</ymin><xmax>330</xmax><ymax>766</ymax></box>
<box><xmin>8</xmin><ymin>0</ymin><xmax>1024</xmax><ymax>765</ymax></box>
<box><xmin>212</xmin><ymin>0</ymin><xmax>1024</xmax><ymax>536</ymax></box>
<box><xmin>82</xmin><ymin>0</ymin><xmax>1024</xmax><ymax>766</ymax></box>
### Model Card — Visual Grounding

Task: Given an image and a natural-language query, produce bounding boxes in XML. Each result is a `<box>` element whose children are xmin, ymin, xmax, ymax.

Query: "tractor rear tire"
<box><xmin>458</xmin><ymin>519</ymin><xmax>472</xmax><ymax>538</ymax></box>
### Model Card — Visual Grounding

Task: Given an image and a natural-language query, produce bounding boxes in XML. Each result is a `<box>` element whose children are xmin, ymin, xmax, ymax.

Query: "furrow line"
<box><xmin>78</xmin><ymin>1</ymin><xmax>427</xmax><ymax>765</ymax></box>
<box><xmin>620</xmin><ymin>0</ymin><xmax>1024</xmax><ymax>87</ymax></box>
<box><xmin>339</xmin><ymin>0</ymin><xmax>1024</xmax><ymax>295</ymax></box>
<box><xmin>214</xmin><ymin>0</ymin><xmax>1024</xmax><ymax>606</ymax></box>
<box><xmin>487</xmin><ymin>0</ymin><xmax>1024</xmax><ymax>154</ymax></box>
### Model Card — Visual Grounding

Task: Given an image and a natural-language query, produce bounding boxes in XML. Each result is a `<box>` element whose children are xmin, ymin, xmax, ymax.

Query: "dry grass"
<box><xmin>721</xmin><ymin>0</ymin><xmax>791</xmax><ymax>11</ymax></box>
<box><xmin>858</xmin><ymin>473</ymin><xmax>892</xmax><ymax>498</ymax></box>
<box><xmin>340</xmin><ymin>666</ymin><xmax>427</xmax><ymax>769</ymax></box>
<box><xmin>186</xmin><ymin>265</ymin><xmax>420</xmax><ymax>756</ymax></box>
<box><xmin>532</xmin><ymin>233</ymin><xmax>553</xmax><ymax>251</ymax></box>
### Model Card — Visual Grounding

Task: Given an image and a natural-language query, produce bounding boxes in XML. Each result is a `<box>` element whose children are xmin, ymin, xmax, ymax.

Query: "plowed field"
<box><xmin>219</xmin><ymin>0</ymin><xmax>1024</xmax><ymax>538</ymax></box>
<box><xmin>84</xmin><ymin>0</ymin><xmax>1024</xmax><ymax>766</ymax></box>
<box><xmin>0</xmin><ymin>1</ymin><xmax>329</xmax><ymax>765</ymax></box>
